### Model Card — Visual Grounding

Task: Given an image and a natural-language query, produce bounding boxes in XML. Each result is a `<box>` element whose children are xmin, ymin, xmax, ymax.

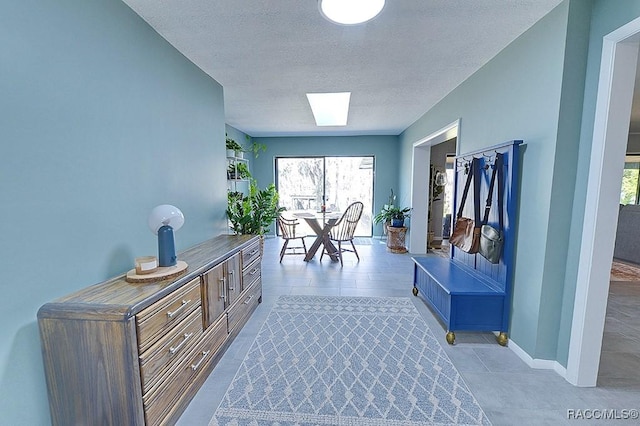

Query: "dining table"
<box><xmin>294</xmin><ymin>212</ymin><xmax>341</xmax><ymax>262</ymax></box>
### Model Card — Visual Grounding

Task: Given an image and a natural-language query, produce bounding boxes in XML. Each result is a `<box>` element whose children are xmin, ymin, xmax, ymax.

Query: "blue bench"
<box><xmin>412</xmin><ymin>141</ymin><xmax>521</xmax><ymax>345</ymax></box>
<box><xmin>412</xmin><ymin>256</ymin><xmax>507</xmax><ymax>345</ymax></box>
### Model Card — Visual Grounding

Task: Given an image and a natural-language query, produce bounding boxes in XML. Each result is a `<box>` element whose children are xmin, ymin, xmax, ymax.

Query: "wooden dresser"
<box><xmin>38</xmin><ymin>234</ymin><xmax>262</xmax><ymax>426</ymax></box>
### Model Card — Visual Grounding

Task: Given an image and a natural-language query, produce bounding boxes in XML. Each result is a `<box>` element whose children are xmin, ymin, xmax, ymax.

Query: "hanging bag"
<box><xmin>479</xmin><ymin>153</ymin><xmax>505</xmax><ymax>264</ymax></box>
<box><xmin>450</xmin><ymin>158</ymin><xmax>481</xmax><ymax>253</ymax></box>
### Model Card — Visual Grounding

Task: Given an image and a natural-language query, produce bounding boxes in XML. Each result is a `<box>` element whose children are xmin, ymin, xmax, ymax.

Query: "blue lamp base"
<box><xmin>157</xmin><ymin>225</ymin><xmax>177</xmax><ymax>267</ymax></box>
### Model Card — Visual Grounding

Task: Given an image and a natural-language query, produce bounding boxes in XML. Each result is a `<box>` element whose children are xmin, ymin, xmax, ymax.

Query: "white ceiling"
<box><xmin>122</xmin><ymin>0</ymin><xmax>564</xmax><ymax>137</ymax></box>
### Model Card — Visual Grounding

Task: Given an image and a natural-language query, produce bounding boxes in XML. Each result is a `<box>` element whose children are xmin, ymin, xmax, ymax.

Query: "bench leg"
<box><xmin>446</xmin><ymin>331</ymin><xmax>455</xmax><ymax>345</ymax></box>
<box><xmin>412</xmin><ymin>286</ymin><xmax>418</xmax><ymax>296</ymax></box>
<box><xmin>496</xmin><ymin>332</ymin><xmax>508</xmax><ymax>346</ymax></box>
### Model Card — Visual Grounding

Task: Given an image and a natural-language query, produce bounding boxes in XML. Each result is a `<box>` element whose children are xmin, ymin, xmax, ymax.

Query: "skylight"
<box><xmin>319</xmin><ymin>0</ymin><xmax>385</xmax><ymax>25</ymax></box>
<box><xmin>306</xmin><ymin>92</ymin><xmax>351</xmax><ymax>126</ymax></box>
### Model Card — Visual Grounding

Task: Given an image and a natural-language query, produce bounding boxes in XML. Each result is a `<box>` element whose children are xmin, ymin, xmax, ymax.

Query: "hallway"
<box><xmin>179</xmin><ymin>237</ymin><xmax>640</xmax><ymax>425</ymax></box>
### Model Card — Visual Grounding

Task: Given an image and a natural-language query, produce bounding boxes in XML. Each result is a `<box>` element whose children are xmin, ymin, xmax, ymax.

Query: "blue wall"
<box><xmin>399</xmin><ymin>1</ymin><xmax>591</xmax><ymax>362</ymax></box>
<box><xmin>251</xmin><ymin>136</ymin><xmax>400</xmax><ymax>236</ymax></box>
<box><xmin>0</xmin><ymin>0</ymin><xmax>227</xmax><ymax>424</ymax></box>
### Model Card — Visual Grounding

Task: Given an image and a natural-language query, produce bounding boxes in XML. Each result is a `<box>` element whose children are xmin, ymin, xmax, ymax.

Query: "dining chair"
<box><xmin>277</xmin><ymin>216</ymin><xmax>308</xmax><ymax>262</ymax></box>
<box><xmin>321</xmin><ymin>201</ymin><xmax>364</xmax><ymax>266</ymax></box>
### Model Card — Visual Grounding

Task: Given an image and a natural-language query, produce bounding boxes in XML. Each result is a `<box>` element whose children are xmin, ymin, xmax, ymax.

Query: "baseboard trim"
<box><xmin>508</xmin><ymin>338</ymin><xmax>568</xmax><ymax>378</ymax></box>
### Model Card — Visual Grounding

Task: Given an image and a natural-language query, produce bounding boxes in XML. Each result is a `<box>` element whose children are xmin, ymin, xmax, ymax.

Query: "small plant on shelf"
<box><xmin>227</xmin><ymin>191</ymin><xmax>244</xmax><ymax>202</ymax></box>
<box><xmin>226</xmin><ymin>134</ymin><xmax>244</xmax><ymax>157</ymax></box>
<box><xmin>227</xmin><ymin>162</ymin><xmax>251</xmax><ymax>180</ymax></box>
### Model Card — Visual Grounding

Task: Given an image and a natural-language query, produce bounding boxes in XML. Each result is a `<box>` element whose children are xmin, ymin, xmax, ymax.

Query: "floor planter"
<box><xmin>386</xmin><ymin>225</ymin><xmax>408</xmax><ymax>253</ymax></box>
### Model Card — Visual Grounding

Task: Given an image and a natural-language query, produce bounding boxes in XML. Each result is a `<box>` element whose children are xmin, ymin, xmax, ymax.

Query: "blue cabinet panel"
<box><xmin>450</xmin><ymin>295</ymin><xmax>504</xmax><ymax>330</ymax></box>
<box><xmin>415</xmin><ymin>270</ymin><xmax>451</xmax><ymax>322</ymax></box>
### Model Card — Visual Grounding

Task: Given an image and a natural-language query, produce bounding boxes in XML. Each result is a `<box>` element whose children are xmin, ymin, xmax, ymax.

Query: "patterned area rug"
<box><xmin>611</xmin><ymin>260</ymin><xmax>640</xmax><ymax>281</ymax></box>
<box><xmin>210</xmin><ymin>296</ymin><xmax>491</xmax><ymax>425</ymax></box>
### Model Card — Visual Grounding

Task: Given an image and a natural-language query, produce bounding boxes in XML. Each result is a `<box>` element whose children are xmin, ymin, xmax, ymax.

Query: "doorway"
<box><xmin>568</xmin><ymin>18</ymin><xmax>640</xmax><ymax>386</ymax></box>
<box><xmin>409</xmin><ymin>121</ymin><xmax>459</xmax><ymax>254</ymax></box>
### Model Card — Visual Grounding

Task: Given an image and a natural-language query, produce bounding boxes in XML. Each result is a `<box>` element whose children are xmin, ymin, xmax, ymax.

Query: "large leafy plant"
<box><xmin>373</xmin><ymin>188</ymin><xmax>411</xmax><ymax>225</ymax></box>
<box><xmin>373</xmin><ymin>205</ymin><xmax>411</xmax><ymax>225</ymax></box>
<box><xmin>227</xmin><ymin>180</ymin><xmax>285</xmax><ymax>235</ymax></box>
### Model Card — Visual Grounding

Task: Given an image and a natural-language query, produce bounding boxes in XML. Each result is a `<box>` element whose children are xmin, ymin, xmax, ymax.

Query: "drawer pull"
<box><xmin>219</xmin><ymin>278</ymin><xmax>226</xmax><ymax>300</ymax></box>
<box><xmin>169</xmin><ymin>332</ymin><xmax>194</xmax><ymax>355</ymax></box>
<box><xmin>249</xmin><ymin>249</ymin><xmax>259</xmax><ymax>256</ymax></box>
<box><xmin>249</xmin><ymin>267</ymin><xmax>260</xmax><ymax>275</ymax></box>
<box><xmin>243</xmin><ymin>295</ymin><xmax>254</xmax><ymax>305</ymax></box>
<box><xmin>191</xmin><ymin>350</ymin><xmax>211</xmax><ymax>371</ymax></box>
<box><xmin>228</xmin><ymin>270</ymin><xmax>235</xmax><ymax>291</ymax></box>
<box><xmin>167</xmin><ymin>299</ymin><xmax>191</xmax><ymax>318</ymax></box>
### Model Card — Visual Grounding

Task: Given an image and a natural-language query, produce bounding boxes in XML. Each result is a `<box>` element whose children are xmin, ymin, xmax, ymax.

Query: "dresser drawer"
<box><xmin>241</xmin><ymin>240</ymin><xmax>261</xmax><ymax>270</ymax></box>
<box><xmin>242</xmin><ymin>258</ymin><xmax>261</xmax><ymax>290</ymax></box>
<box><xmin>138</xmin><ymin>307</ymin><xmax>203</xmax><ymax>393</ymax></box>
<box><xmin>136</xmin><ymin>277</ymin><xmax>202</xmax><ymax>353</ymax></box>
<box><xmin>143</xmin><ymin>315</ymin><xmax>226</xmax><ymax>426</ymax></box>
<box><xmin>227</xmin><ymin>281</ymin><xmax>261</xmax><ymax>334</ymax></box>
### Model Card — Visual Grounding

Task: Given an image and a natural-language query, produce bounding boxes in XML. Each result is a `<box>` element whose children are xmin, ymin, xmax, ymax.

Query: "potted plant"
<box><xmin>227</xmin><ymin>190</ymin><xmax>244</xmax><ymax>203</ymax></box>
<box><xmin>373</xmin><ymin>205</ymin><xmax>411</xmax><ymax>228</ymax></box>
<box><xmin>226</xmin><ymin>135</ymin><xmax>245</xmax><ymax>158</ymax></box>
<box><xmin>374</xmin><ymin>189</ymin><xmax>412</xmax><ymax>228</ymax></box>
<box><xmin>391</xmin><ymin>206</ymin><xmax>411</xmax><ymax>227</ymax></box>
<box><xmin>227</xmin><ymin>162</ymin><xmax>251</xmax><ymax>180</ymax></box>
<box><xmin>227</xmin><ymin>179</ymin><xmax>285</xmax><ymax>236</ymax></box>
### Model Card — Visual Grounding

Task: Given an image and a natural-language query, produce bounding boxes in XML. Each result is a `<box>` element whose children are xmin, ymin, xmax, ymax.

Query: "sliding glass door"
<box><xmin>276</xmin><ymin>156</ymin><xmax>373</xmax><ymax>236</ymax></box>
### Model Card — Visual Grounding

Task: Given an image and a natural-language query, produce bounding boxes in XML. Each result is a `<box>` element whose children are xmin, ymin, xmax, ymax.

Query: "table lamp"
<box><xmin>148</xmin><ymin>204</ymin><xmax>184</xmax><ymax>267</ymax></box>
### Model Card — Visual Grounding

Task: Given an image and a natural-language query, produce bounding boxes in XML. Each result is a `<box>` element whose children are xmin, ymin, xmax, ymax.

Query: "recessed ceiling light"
<box><xmin>319</xmin><ymin>0</ymin><xmax>385</xmax><ymax>25</ymax></box>
<box><xmin>306</xmin><ymin>92</ymin><xmax>351</xmax><ymax>126</ymax></box>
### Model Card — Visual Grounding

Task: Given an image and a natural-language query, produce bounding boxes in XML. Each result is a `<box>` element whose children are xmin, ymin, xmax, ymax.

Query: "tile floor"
<box><xmin>177</xmin><ymin>237</ymin><xmax>640</xmax><ymax>426</ymax></box>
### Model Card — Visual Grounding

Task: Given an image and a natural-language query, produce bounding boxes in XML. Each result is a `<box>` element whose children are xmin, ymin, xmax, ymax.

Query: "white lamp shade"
<box><xmin>148</xmin><ymin>205</ymin><xmax>184</xmax><ymax>235</ymax></box>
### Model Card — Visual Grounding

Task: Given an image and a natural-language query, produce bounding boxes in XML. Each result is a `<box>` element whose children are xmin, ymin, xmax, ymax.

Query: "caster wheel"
<box><xmin>446</xmin><ymin>331</ymin><xmax>455</xmax><ymax>345</ymax></box>
<box><xmin>496</xmin><ymin>332</ymin><xmax>508</xmax><ymax>346</ymax></box>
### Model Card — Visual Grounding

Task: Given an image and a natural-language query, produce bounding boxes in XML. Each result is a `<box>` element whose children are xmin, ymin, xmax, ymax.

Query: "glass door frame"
<box><xmin>274</xmin><ymin>155</ymin><xmax>374</xmax><ymax>237</ymax></box>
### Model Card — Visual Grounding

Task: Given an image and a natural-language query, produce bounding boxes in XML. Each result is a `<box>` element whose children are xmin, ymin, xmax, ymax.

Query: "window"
<box><xmin>275</xmin><ymin>156</ymin><xmax>374</xmax><ymax>236</ymax></box>
<box><xmin>620</xmin><ymin>155</ymin><xmax>640</xmax><ymax>205</ymax></box>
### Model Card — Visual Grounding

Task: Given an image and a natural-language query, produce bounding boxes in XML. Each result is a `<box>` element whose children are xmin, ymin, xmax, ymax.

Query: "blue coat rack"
<box><xmin>412</xmin><ymin>140</ymin><xmax>522</xmax><ymax>345</ymax></box>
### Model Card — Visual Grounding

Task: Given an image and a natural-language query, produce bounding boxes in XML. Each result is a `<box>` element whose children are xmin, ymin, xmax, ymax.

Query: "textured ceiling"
<box><xmin>122</xmin><ymin>0</ymin><xmax>563</xmax><ymax>137</ymax></box>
